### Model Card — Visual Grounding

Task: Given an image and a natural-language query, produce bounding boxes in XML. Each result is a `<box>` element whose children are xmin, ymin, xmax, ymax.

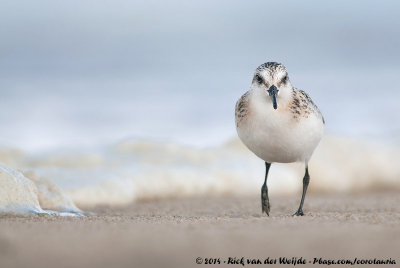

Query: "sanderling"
<box><xmin>235</xmin><ymin>62</ymin><xmax>324</xmax><ymax>216</ymax></box>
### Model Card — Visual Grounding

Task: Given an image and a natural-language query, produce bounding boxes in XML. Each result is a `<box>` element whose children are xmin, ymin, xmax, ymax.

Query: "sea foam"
<box><xmin>65</xmin><ymin>135</ymin><xmax>400</xmax><ymax>206</ymax></box>
<box><xmin>0</xmin><ymin>163</ymin><xmax>81</xmax><ymax>215</ymax></box>
<box><xmin>1</xmin><ymin>134</ymin><xmax>399</xmax><ymax>210</ymax></box>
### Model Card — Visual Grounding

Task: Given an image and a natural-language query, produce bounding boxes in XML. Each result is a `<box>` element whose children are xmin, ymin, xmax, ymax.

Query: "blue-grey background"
<box><xmin>1</xmin><ymin>0</ymin><xmax>399</xmax><ymax>151</ymax></box>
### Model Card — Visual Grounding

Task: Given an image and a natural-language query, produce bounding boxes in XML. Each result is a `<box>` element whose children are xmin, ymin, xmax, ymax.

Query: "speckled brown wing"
<box><xmin>290</xmin><ymin>89</ymin><xmax>325</xmax><ymax>124</ymax></box>
<box><xmin>235</xmin><ymin>91</ymin><xmax>250</xmax><ymax>127</ymax></box>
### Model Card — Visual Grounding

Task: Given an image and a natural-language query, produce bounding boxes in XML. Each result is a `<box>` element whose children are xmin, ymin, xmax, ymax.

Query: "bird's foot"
<box><xmin>293</xmin><ymin>209</ymin><xmax>304</xmax><ymax>217</ymax></box>
<box><xmin>261</xmin><ymin>184</ymin><xmax>270</xmax><ymax>216</ymax></box>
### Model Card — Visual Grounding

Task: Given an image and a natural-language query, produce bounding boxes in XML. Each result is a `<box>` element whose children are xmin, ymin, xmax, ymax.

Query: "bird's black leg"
<box><xmin>294</xmin><ymin>165</ymin><xmax>310</xmax><ymax>216</ymax></box>
<box><xmin>261</xmin><ymin>162</ymin><xmax>271</xmax><ymax>215</ymax></box>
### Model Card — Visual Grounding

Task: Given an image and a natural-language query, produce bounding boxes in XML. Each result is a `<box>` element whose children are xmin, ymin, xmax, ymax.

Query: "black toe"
<box><xmin>293</xmin><ymin>210</ymin><xmax>305</xmax><ymax>216</ymax></box>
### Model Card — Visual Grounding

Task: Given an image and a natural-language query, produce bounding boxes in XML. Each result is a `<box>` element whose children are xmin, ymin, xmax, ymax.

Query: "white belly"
<box><xmin>236</xmin><ymin>101</ymin><xmax>324</xmax><ymax>163</ymax></box>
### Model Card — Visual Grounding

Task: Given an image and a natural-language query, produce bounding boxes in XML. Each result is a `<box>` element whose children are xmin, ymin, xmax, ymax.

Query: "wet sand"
<box><xmin>1</xmin><ymin>192</ymin><xmax>399</xmax><ymax>268</ymax></box>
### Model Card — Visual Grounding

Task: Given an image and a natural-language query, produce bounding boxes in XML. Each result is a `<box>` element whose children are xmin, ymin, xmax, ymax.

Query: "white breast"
<box><xmin>236</xmin><ymin>93</ymin><xmax>324</xmax><ymax>164</ymax></box>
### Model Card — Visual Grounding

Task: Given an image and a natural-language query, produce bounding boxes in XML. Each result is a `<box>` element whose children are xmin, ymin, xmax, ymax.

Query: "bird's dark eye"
<box><xmin>281</xmin><ymin>75</ymin><xmax>288</xmax><ymax>84</ymax></box>
<box><xmin>255</xmin><ymin>74</ymin><xmax>263</xmax><ymax>84</ymax></box>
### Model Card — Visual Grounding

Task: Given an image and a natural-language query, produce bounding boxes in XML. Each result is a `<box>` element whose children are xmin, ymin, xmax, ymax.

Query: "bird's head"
<box><xmin>250</xmin><ymin>62</ymin><xmax>292</xmax><ymax>110</ymax></box>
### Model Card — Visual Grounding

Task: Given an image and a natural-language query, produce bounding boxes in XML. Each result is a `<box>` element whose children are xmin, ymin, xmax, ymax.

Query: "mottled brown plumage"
<box><xmin>235</xmin><ymin>91</ymin><xmax>250</xmax><ymax>127</ymax></box>
<box><xmin>290</xmin><ymin>89</ymin><xmax>325</xmax><ymax>123</ymax></box>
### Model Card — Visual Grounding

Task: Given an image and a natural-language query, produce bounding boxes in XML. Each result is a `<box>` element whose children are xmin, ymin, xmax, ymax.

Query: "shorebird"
<box><xmin>235</xmin><ymin>62</ymin><xmax>324</xmax><ymax>216</ymax></box>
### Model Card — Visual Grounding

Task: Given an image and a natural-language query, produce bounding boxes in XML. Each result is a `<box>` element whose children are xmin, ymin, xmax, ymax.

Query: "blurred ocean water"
<box><xmin>0</xmin><ymin>0</ymin><xmax>399</xmax><ymax>151</ymax></box>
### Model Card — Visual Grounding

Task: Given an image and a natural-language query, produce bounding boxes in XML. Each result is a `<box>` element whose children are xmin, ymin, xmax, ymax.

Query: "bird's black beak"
<box><xmin>267</xmin><ymin>85</ymin><xmax>278</xmax><ymax>110</ymax></box>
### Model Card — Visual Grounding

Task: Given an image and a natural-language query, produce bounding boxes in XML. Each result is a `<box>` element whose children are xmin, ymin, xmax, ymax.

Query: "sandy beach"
<box><xmin>1</xmin><ymin>192</ymin><xmax>399</xmax><ymax>268</ymax></box>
